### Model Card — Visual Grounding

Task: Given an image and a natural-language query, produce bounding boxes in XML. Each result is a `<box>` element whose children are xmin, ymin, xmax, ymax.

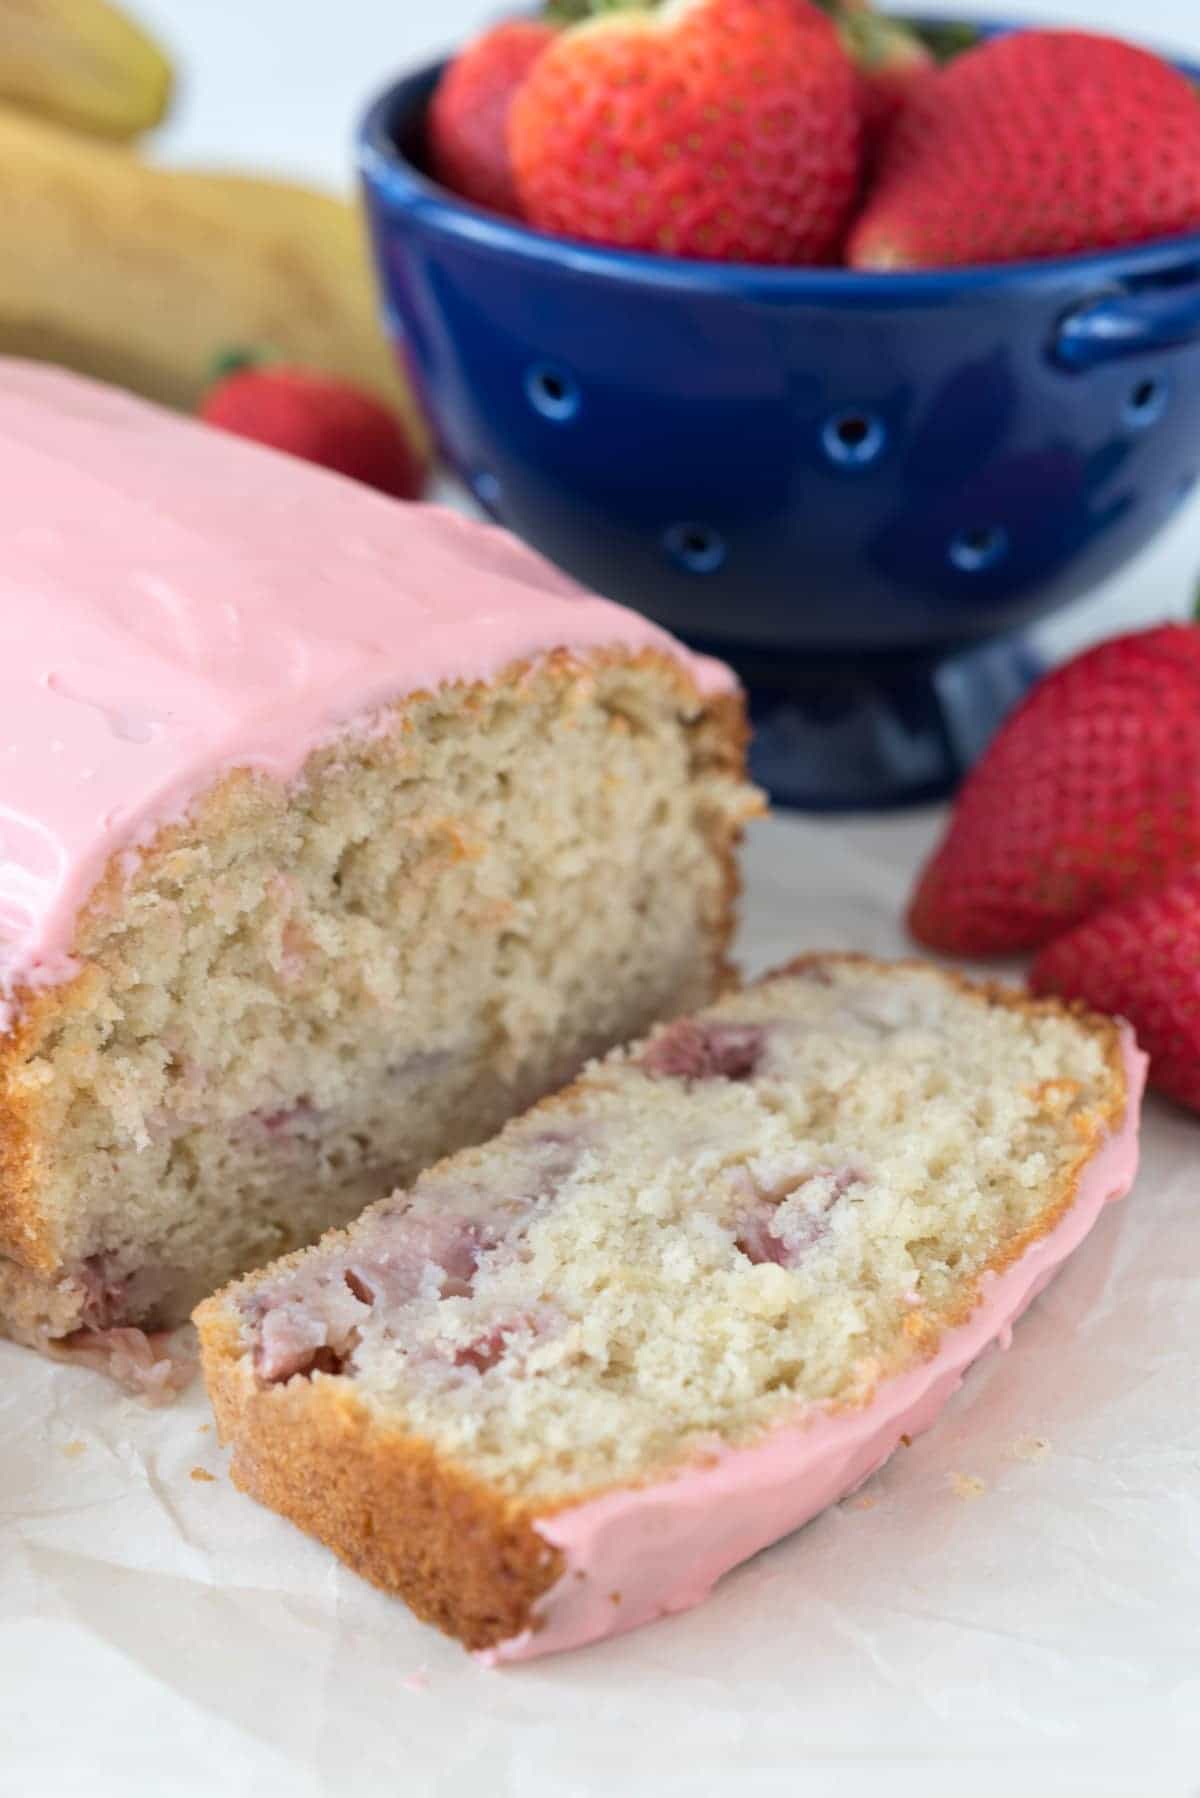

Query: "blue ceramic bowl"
<box><xmin>358</xmin><ymin>20</ymin><xmax>1200</xmax><ymax>807</ymax></box>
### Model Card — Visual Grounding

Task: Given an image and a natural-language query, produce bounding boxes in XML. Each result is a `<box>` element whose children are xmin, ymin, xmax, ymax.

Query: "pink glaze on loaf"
<box><xmin>481</xmin><ymin>1030</ymin><xmax>1148</xmax><ymax>1664</ymax></box>
<box><xmin>0</xmin><ymin>361</ymin><xmax>733</xmax><ymax>1005</ymax></box>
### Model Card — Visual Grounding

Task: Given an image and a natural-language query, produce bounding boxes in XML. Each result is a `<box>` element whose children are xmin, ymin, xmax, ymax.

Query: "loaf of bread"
<box><xmin>197</xmin><ymin>956</ymin><xmax>1145</xmax><ymax>1659</ymax></box>
<box><xmin>0</xmin><ymin>360</ymin><xmax>756</xmax><ymax>1387</ymax></box>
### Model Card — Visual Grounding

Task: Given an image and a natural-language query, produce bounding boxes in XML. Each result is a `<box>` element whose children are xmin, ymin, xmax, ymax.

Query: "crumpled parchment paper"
<box><xmin>3</xmin><ymin>813</ymin><xmax>1197</xmax><ymax>1798</ymax></box>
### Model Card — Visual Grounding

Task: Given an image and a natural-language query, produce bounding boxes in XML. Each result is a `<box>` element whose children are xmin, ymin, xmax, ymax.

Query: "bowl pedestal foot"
<box><xmin>727</xmin><ymin>636</ymin><xmax>1042</xmax><ymax>812</ymax></box>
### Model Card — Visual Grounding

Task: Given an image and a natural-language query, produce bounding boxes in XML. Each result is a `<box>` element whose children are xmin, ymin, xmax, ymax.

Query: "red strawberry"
<box><xmin>509</xmin><ymin>0</ymin><xmax>863</xmax><ymax>265</ymax></box>
<box><xmin>200</xmin><ymin>364</ymin><xmax>429</xmax><ymax>501</ymax></box>
<box><xmin>427</xmin><ymin>18</ymin><xmax>558</xmax><ymax>217</ymax></box>
<box><xmin>1031</xmin><ymin>870</ymin><xmax>1200</xmax><ymax>1111</ymax></box>
<box><xmin>848</xmin><ymin>30</ymin><xmax>1200</xmax><ymax>269</ymax></box>
<box><xmin>909</xmin><ymin>624</ymin><xmax>1200</xmax><ymax>958</ymax></box>
<box><xmin>837</xmin><ymin>11</ymin><xmax>934</xmax><ymax>153</ymax></box>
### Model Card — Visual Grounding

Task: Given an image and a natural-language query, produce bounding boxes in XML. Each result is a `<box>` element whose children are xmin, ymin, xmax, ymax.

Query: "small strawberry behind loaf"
<box><xmin>197</xmin><ymin>957</ymin><xmax>1145</xmax><ymax>1661</ymax></box>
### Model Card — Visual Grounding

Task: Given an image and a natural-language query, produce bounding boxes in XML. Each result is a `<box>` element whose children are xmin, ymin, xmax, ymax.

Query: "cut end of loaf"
<box><xmin>197</xmin><ymin>956</ymin><xmax>1139</xmax><ymax>1655</ymax></box>
<box><xmin>0</xmin><ymin>651</ymin><xmax>756</xmax><ymax>1362</ymax></box>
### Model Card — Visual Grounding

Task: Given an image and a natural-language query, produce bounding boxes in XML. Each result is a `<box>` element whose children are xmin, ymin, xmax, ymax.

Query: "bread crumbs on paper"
<box><xmin>949</xmin><ymin>1472</ymin><xmax>986</xmax><ymax>1500</ymax></box>
<box><xmin>1010</xmin><ymin>1435</ymin><xmax>1051</xmax><ymax>1463</ymax></box>
<box><xmin>190</xmin><ymin>1466</ymin><xmax>216</xmax><ymax>1483</ymax></box>
<box><xmin>61</xmin><ymin>1440</ymin><xmax>86</xmax><ymax>1459</ymax></box>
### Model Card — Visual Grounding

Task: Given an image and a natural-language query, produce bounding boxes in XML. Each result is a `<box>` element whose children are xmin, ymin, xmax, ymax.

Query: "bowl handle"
<box><xmin>1054</xmin><ymin>281</ymin><xmax>1200</xmax><ymax>370</ymax></box>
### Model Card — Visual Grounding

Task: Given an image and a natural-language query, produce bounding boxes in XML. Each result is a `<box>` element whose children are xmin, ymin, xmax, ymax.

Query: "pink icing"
<box><xmin>481</xmin><ymin>1030</ymin><xmax>1148</xmax><ymax>1664</ymax></box>
<box><xmin>0</xmin><ymin>361</ymin><xmax>732</xmax><ymax>1003</ymax></box>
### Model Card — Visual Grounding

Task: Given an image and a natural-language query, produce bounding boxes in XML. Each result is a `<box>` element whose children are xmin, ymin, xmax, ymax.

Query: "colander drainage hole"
<box><xmin>526</xmin><ymin>364</ymin><xmax>581</xmax><ymax>422</ymax></box>
<box><xmin>665</xmin><ymin>523</ymin><xmax>727</xmax><ymax>574</ymax></box>
<box><xmin>1124</xmin><ymin>377</ymin><xmax>1167</xmax><ymax>428</ymax></box>
<box><xmin>822</xmin><ymin>410</ymin><xmax>887</xmax><ymax>467</ymax></box>
<box><xmin>949</xmin><ymin>526</ymin><xmax>1008</xmax><ymax>573</ymax></box>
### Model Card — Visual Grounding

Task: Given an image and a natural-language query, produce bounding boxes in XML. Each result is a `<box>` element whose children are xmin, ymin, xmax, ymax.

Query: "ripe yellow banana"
<box><xmin>0</xmin><ymin>0</ymin><xmax>172</xmax><ymax>139</ymax></box>
<box><xmin>0</xmin><ymin>104</ymin><xmax>426</xmax><ymax>444</ymax></box>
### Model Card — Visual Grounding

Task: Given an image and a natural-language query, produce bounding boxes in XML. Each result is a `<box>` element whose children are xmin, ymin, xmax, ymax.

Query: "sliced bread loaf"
<box><xmin>197</xmin><ymin>956</ymin><xmax>1145</xmax><ymax>1659</ymax></box>
<box><xmin>0</xmin><ymin>360</ymin><xmax>756</xmax><ymax>1381</ymax></box>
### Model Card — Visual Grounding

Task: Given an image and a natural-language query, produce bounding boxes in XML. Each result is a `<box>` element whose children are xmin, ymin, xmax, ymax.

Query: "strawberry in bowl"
<box><xmin>426</xmin><ymin>18</ymin><xmax>558</xmax><ymax>217</ymax></box>
<box><xmin>359</xmin><ymin>8</ymin><xmax>1200</xmax><ymax>809</ymax></box>
<box><xmin>507</xmin><ymin>0</ymin><xmax>862</xmax><ymax>265</ymax></box>
<box><xmin>849</xmin><ymin>29</ymin><xmax>1200</xmax><ymax>268</ymax></box>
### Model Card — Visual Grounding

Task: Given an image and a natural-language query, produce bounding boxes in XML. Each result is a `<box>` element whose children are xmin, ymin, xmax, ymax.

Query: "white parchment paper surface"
<box><xmin>3</xmin><ymin>812</ymin><xmax>1197</xmax><ymax>1798</ymax></box>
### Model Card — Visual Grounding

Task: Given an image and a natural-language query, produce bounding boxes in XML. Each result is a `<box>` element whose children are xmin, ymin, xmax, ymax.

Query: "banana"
<box><xmin>0</xmin><ymin>0</ymin><xmax>172</xmax><ymax>139</ymax></box>
<box><xmin>0</xmin><ymin>104</ymin><xmax>427</xmax><ymax>444</ymax></box>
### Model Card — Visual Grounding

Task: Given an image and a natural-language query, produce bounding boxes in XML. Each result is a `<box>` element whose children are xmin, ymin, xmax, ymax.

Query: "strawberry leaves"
<box><xmin>542</xmin><ymin>0</ymin><xmax>650</xmax><ymax>20</ymax></box>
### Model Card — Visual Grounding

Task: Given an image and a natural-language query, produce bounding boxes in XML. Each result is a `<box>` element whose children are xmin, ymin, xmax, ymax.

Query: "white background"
<box><xmin>4</xmin><ymin>6</ymin><xmax>1200</xmax><ymax>1797</ymax></box>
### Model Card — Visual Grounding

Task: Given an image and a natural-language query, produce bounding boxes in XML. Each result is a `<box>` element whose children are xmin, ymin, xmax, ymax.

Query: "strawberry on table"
<box><xmin>509</xmin><ymin>0</ymin><xmax>863</xmax><ymax>265</ymax></box>
<box><xmin>200</xmin><ymin>363</ymin><xmax>429</xmax><ymax>501</ymax></box>
<box><xmin>909</xmin><ymin>625</ymin><xmax>1200</xmax><ymax>958</ymax></box>
<box><xmin>1031</xmin><ymin>871</ymin><xmax>1200</xmax><ymax>1112</ymax></box>
<box><xmin>849</xmin><ymin>29</ymin><xmax>1200</xmax><ymax>269</ymax></box>
<box><xmin>427</xmin><ymin>18</ymin><xmax>558</xmax><ymax>217</ymax></box>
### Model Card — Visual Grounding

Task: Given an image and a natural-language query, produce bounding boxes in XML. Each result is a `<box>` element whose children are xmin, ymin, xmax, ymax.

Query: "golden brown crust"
<box><xmin>0</xmin><ymin>1057</ymin><xmax>47</xmax><ymax>1272</ymax></box>
<box><xmin>197</xmin><ymin>953</ymin><xmax>1134</xmax><ymax>1653</ymax></box>
<box><xmin>693</xmin><ymin>687</ymin><xmax>763</xmax><ymax>992</ymax></box>
<box><xmin>0</xmin><ymin>646</ymin><xmax>753</xmax><ymax>1341</ymax></box>
<box><xmin>199</xmin><ymin>1304</ymin><xmax>560</xmax><ymax>1651</ymax></box>
<box><xmin>0</xmin><ymin>1250</ymin><xmax>84</xmax><ymax>1343</ymax></box>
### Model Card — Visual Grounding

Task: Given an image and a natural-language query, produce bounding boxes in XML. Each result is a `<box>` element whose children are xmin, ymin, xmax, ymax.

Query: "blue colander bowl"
<box><xmin>358</xmin><ymin>19</ymin><xmax>1200</xmax><ymax>807</ymax></box>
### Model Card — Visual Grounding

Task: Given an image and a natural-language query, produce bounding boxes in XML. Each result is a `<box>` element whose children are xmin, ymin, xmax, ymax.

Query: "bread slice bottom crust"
<box><xmin>202</xmin><ymin>1312</ymin><xmax>565</xmax><ymax>1649</ymax></box>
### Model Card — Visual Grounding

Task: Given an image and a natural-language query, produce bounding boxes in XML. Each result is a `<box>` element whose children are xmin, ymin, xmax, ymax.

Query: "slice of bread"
<box><xmin>196</xmin><ymin>956</ymin><xmax>1145</xmax><ymax>1660</ymax></box>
